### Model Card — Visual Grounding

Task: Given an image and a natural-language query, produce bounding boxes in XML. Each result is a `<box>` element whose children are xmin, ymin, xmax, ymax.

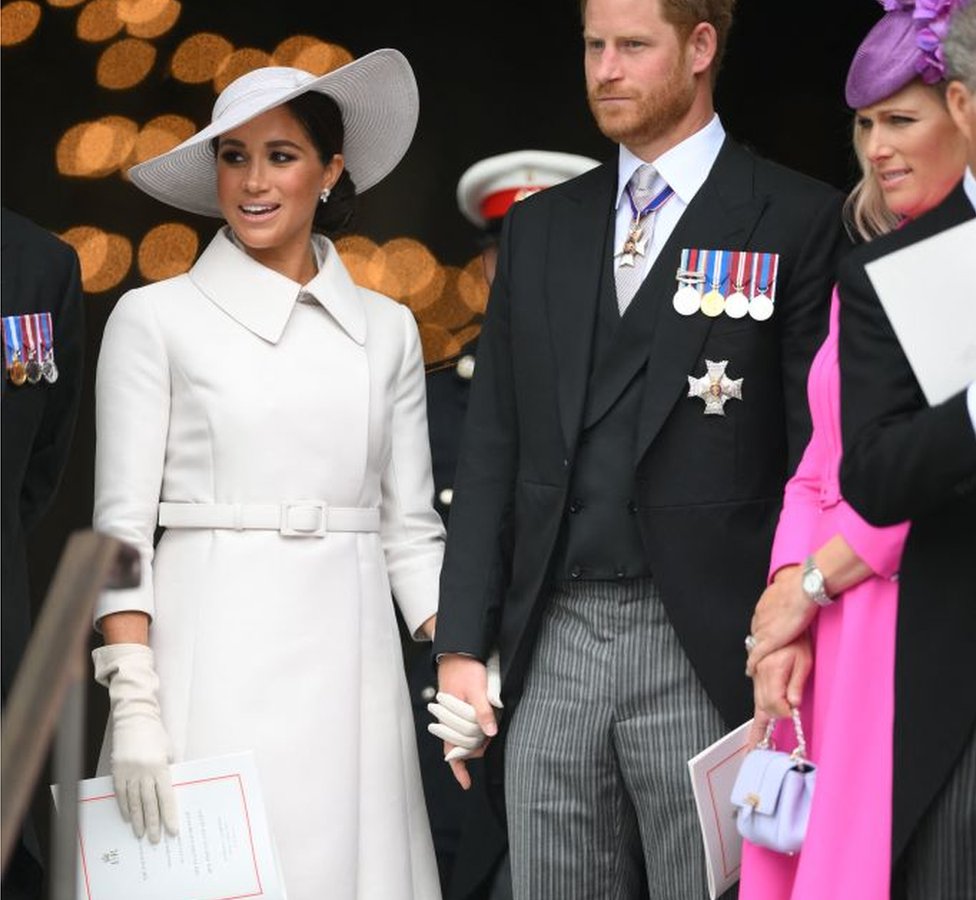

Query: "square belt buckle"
<box><xmin>280</xmin><ymin>501</ymin><xmax>328</xmax><ymax>537</ymax></box>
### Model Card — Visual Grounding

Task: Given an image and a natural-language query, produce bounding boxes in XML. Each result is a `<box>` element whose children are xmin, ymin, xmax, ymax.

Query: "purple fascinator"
<box><xmin>845</xmin><ymin>0</ymin><xmax>965</xmax><ymax>108</ymax></box>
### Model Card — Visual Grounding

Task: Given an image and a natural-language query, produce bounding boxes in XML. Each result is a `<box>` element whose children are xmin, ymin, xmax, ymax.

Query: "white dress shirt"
<box><xmin>613</xmin><ymin>114</ymin><xmax>726</xmax><ymax>285</ymax></box>
<box><xmin>963</xmin><ymin>168</ymin><xmax>976</xmax><ymax>435</ymax></box>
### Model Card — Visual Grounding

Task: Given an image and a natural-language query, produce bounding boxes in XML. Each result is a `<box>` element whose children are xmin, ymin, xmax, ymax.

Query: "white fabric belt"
<box><xmin>158</xmin><ymin>501</ymin><xmax>380</xmax><ymax>537</ymax></box>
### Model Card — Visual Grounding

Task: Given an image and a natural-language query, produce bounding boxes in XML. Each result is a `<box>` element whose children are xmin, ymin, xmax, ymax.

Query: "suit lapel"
<box><xmin>633</xmin><ymin>140</ymin><xmax>767</xmax><ymax>461</ymax></box>
<box><xmin>546</xmin><ymin>163</ymin><xmax>617</xmax><ymax>453</ymax></box>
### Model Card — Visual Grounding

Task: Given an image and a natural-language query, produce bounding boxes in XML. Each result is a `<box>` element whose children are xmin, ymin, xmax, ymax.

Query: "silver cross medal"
<box><xmin>688</xmin><ymin>359</ymin><xmax>743</xmax><ymax>415</ymax></box>
<box><xmin>616</xmin><ymin>221</ymin><xmax>648</xmax><ymax>268</ymax></box>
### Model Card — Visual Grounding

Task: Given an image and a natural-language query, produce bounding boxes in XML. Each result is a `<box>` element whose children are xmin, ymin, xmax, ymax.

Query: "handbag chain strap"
<box><xmin>757</xmin><ymin>707</ymin><xmax>809</xmax><ymax>762</ymax></box>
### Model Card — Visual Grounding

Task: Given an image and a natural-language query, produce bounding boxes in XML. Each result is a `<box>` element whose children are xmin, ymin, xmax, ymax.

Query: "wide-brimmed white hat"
<box><xmin>128</xmin><ymin>48</ymin><xmax>418</xmax><ymax>217</ymax></box>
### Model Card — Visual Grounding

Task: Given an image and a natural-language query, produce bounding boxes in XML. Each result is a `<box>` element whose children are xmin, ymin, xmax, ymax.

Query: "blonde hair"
<box><xmin>843</xmin><ymin>117</ymin><xmax>899</xmax><ymax>242</ymax></box>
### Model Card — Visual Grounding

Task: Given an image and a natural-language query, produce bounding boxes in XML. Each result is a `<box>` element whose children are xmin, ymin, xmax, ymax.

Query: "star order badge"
<box><xmin>688</xmin><ymin>359</ymin><xmax>743</xmax><ymax>415</ymax></box>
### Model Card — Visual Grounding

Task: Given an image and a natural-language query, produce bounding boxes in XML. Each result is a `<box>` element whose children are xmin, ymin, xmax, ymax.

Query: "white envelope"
<box><xmin>865</xmin><ymin>218</ymin><xmax>976</xmax><ymax>405</ymax></box>
<box><xmin>687</xmin><ymin>719</ymin><xmax>752</xmax><ymax>900</ymax></box>
<box><xmin>53</xmin><ymin>751</ymin><xmax>287</xmax><ymax>900</ymax></box>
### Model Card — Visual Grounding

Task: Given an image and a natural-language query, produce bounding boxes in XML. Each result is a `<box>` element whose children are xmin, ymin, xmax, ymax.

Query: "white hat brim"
<box><xmin>128</xmin><ymin>49</ymin><xmax>419</xmax><ymax>217</ymax></box>
<box><xmin>456</xmin><ymin>150</ymin><xmax>601</xmax><ymax>228</ymax></box>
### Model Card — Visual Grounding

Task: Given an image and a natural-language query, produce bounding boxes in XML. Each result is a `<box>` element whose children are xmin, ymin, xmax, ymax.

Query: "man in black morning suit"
<box><xmin>1</xmin><ymin>207</ymin><xmax>84</xmax><ymax>899</ymax></box>
<box><xmin>839</xmin><ymin>6</ymin><xmax>976</xmax><ymax>894</ymax></box>
<box><xmin>431</xmin><ymin>0</ymin><xmax>845</xmax><ymax>896</ymax></box>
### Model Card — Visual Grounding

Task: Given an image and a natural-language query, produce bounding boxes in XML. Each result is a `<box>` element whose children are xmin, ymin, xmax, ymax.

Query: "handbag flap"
<box><xmin>730</xmin><ymin>749</ymin><xmax>802</xmax><ymax>815</ymax></box>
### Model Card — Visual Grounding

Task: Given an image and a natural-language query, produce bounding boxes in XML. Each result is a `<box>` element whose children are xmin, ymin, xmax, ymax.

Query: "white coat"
<box><xmin>93</xmin><ymin>228</ymin><xmax>445</xmax><ymax>899</ymax></box>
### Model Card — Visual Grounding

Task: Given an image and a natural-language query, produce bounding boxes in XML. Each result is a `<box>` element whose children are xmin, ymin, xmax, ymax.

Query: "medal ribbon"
<box><xmin>626</xmin><ymin>183</ymin><xmax>675</xmax><ymax>221</ymax></box>
<box><xmin>756</xmin><ymin>252</ymin><xmax>773</xmax><ymax>297</ymax></box>
<box><xmin>21</xmin><ymin>315</ymin><xmax>37</xmax><ymax>362</ymax></box>
<box><xmin>37</xmin><ymin>313</ymin><xmax>54</xmax><ymax>360</ymax></box>
<box><xmin>730</xmin><ymin>250</ymin><xmax>750</xmax><ymax>291</ymax></box>
<box><xmin>707</xmin><ymin>249</ymin><xmax>733</xmax><ymax>293</ymax></box>
<box><xmin>3</xmin><ymin>316</ymin><xmax>22</xmax><ymax>368</ymax></box>
<box><xmin>766</xmin><ymin>253</ymin><xmax>780</xmax><ymax>303</ymax></box>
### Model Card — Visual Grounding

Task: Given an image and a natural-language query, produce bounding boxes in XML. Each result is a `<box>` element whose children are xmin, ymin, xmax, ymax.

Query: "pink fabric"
<box><xmin>740</xmin><ymin>289</ymin><xmax>909</xmax><ymax>900</ymax></box>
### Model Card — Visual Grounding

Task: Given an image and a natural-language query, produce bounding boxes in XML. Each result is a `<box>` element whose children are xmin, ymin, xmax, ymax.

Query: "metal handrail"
<box><xmin>0</xmin><ymin>530</ymin><xmax>139</xmax><ymax>896</ymax></box>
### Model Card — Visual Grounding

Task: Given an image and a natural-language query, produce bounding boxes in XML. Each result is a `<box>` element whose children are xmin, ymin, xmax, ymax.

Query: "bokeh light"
<box><xmin>418</xmin><ymin>325</ymin><xmax>461</xmax><ymax>366</ymax></box>
<box><xmin>76</xmin><ymin>0</ymin><xmax>122</xmax><ymax>42</ymax></box>
<box><xmin>124</xmin><ymin>0</ymin><xmax>178</xmax><ymax>38</ymax></box>
<box><xmin>127</xmin><ymin>114</ymin><xmax>195</xmax><ymax>168</ymax></box>
<box><xmin>60</xmin><ymin>226</ymin><xmax>133</xmax><ymax>293</ymax></box>
<box><xmin>115</xmin><ymin>0</ymin><xmax>168</xmax><ymax>25</ymax></box>
<box><xmin>272</xmin><ymin>36</ymin><xmax>352</xmax><ymax>75</ymax></box>
<box><xmin>373</xmin><ymin>238</ymin><xmax>441</xmax><ymax>312</ymax></box>
<box><xmin>138</xmin><ymin>223</ymin><xmax>198</xmax><ymax>281</ymax></box>
<box><xmin>335</xmin><ymin>235</ymin><xmax>382</xmax><ymax>288</ymax></box>
<box><xmin>57</xmin><ymin>116</ymin><xmax>138</xmax><ymax>177</ymax></box>
<box><xmin>213</xmin><ymin>47</ymin><xmax>272</xmax><ymax>92</ymax></box>
<box><xmin>171</xmin><ymin>32</ymin><xmax>233</xmax><ymax>83</ymax></box>
<box><xmin>458</xmin><ymin>254</ymin><xmax>490</xmax><ymax>314</ymax></box>
<box><xmin>1</xmin><ymin>1</ymin><xmax>41</xmax><ymax>45</ymax></box>
<box><xmin>97</xmin><ymin>37</ymin><xmax>156</xmax><ymax>89</ymax></box>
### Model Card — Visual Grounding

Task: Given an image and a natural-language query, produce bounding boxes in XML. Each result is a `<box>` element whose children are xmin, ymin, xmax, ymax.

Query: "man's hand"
<box><xmin>429</xmin><ymin>653</ymin><xmax>500</xmax><ymax>789</ymax></box>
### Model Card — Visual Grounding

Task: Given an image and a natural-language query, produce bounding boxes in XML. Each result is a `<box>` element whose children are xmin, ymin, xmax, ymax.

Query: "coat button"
<box><xmin>570</xmin><ymin>565</ymin><xmax>582</xmax><ymax>580</ymax></box>
<box><xmin>438</xmin><ymin>488</ymin><xmax>454</xmax><ymax>506</ymax></box>
<box><xmin>569</xmin><ymin>498</ymin><xmax>584</xmax><ymax>513</ymax></box>
<box><xmin>420</xmin><ymin>685</ymin><xmax>436</xmax><ymax>702</ymax></box>
<box><xmin>627</xmin><ymin>500</ymin><xmax>638</xmax><ymax>514</ymax></box>
<box><xmin>615</xmin><ymin>568</ymin><xmax>626</xmax><ymax>579</ymax></box>
<box><xmin>456</xmin><ymin>354</ymin><xmax>476</xmax><ymax>380</ymax></box>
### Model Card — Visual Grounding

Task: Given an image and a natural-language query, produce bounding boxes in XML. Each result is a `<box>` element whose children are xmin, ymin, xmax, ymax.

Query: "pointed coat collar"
<box><xmin>189</xmin><ymin>227</ymin><xmax>367</xmax><ymax>345</ymax></box>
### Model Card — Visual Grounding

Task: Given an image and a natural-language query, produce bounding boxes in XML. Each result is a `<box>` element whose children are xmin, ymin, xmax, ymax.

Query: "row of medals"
<box><xmin>673</xmin><ymin>273</ymin><xmax>774</xmax><ymax>321</ymax></box>
<box><xmin>7</xmin><ymin>350</ymin><xmax>58</xmax><ymax>386</ymax></box>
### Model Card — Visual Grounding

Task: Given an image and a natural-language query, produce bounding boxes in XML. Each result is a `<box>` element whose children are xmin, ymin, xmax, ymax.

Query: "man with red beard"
<box><xmin>430</xmin><ymin>1</ymin><xmax>845</xmax><ymax>896</ymax></box>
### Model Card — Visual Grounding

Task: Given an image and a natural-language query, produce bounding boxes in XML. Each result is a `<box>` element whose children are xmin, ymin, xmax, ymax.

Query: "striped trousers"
<box><xmin>903</xmin><ymin>723</ymin><xmax>976</xmax><ymax>899</ymax></box>
<box><xmin>505</xmin><ymin>578</ymin><xmax>736</xmax><ymax>900</ymax></box>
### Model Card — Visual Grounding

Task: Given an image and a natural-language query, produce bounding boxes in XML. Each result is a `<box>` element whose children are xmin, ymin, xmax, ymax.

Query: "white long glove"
<box><xmin>92</xmin><ymin>643</ymin><xmax>179</xmax><ymax>843</ymax></box>
<box><xmin>427</xmin><ymin>649</ymin><xmax>503</xmax><ymax>762</ymax></box>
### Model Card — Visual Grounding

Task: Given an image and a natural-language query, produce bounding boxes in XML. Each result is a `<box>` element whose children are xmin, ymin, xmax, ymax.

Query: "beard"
<box><xmin>587</xmin><ymin>57</ymin><xmax>696</xmax><ymax>151</ymax></box>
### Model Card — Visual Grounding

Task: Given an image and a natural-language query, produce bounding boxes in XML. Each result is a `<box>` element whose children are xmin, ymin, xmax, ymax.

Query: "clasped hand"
<box><xmin>427</xmin><ymin>650</ymin><xmax>502</xmax><ymax>789</ymax></box>
<box><xmin>745</xmin><ymin>564</ymin><xmax>818</xmax><ymax>676</ymax></box>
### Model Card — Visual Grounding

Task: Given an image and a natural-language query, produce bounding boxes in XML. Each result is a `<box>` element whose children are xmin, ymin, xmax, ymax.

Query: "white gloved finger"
<box><xmin>127</xmin><ymin>778</ymin><xmax>146</xmax><ymax>839</ymax></box>
<box><xmin>445</xmin><ymin>745</ymin><xmax>476</xmax><ymax>762</ymax></box>
<box><xmin>141</xmin><ymin>775</ymin><xmax>162</xmax><ymax>844</ymax></box>
<box><xmin>427</xmin><ymin>701</ymin><xmax>483</xmax><ymax>738</ymax></box>
<box><xmin>428</xmin><ymin>722</ymin><xmax>484</xmax><ymax>750</ymax></box>
<box><xmin>486</xmin><ymin>649</ymin><xmax>503</xmax><ymax>709</ymax></box>
<box><xmin>158</xmin><ymin>780</ymin><xmax>179</xmax><ymax>837</ymax></box>
<box><xmin>113</xmin><ymin>772</ymin><xmax>132</xmax><ymax>823</ymax></box>
<box><xmin>434</xmin><ymin>691</ymin><xmax>478</xmax><ymax>722</ymax></box>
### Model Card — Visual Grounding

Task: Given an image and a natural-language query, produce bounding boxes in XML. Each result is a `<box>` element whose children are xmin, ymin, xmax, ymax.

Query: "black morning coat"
<box><xmin>432</xmin><ymin>135</ymin><xmax>847</xmax><ymax>798</ymax></box>
<box><xmin>838</xmin><ymin>180</ymin><xmax>976</xmax><ymax>867</ymax></box>
<box><xmin>1</xmin><ymin>207</ymin><xmax>84</xmax><ymax>699</ymax></box>
<box><xmin>1</xmin><ymin>207</ymin><xmax>84</xmax><ymax>892</ymax></box>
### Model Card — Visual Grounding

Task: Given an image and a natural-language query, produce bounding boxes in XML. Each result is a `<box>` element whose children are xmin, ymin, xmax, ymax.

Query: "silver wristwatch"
<box><xmin>801</xmin><ymin>555</ymin><xmax>833</xmax><ymax>607</ymax></box>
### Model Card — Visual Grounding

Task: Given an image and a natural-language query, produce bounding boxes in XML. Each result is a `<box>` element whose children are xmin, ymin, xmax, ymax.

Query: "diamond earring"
<box><xmin>319</xmin><ymin>187</ymin><xmax>331</xmax><ymax>204</ymax></box>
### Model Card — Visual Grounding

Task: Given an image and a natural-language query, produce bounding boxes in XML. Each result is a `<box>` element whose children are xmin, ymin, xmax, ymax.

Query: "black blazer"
<box><xmin>1</xmin><ymin>208</ymin><xmax>84</xmax><ymax>698</ymax></box>
<box><xmin>838</xmin><ymin>182</ymin><xmax>976</xmax><ymax>862</ymax></box>
<box><xmin>434</xmin><ymin>136</ymin><xmax>845</xmax><ymax>741</ymax></box>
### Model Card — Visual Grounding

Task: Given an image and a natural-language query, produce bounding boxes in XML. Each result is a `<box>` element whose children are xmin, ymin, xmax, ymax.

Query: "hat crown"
<box><xmin>213</xmin><ymin>67</ymin><xmax>315</xmax><ymax>121</ymax></box>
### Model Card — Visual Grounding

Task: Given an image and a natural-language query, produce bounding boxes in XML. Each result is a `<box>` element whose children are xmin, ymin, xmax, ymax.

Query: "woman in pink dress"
<box><xmin>739</xmin><ymin>2</ymin><xmax>969</xmax><ymax>898</ymax></box>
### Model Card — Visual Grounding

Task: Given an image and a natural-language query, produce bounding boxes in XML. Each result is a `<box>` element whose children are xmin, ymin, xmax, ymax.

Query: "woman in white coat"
<box><xmin>91</xmin><ymin>51</ymin><xmax>445</xmax><ymax>899</ymax></box>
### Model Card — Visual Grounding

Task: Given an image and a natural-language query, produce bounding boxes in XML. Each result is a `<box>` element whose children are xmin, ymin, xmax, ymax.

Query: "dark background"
<box><xmin>2</xmin><ymin>0</ymin><xmax>878</xmax><ymax>768</ymax></box>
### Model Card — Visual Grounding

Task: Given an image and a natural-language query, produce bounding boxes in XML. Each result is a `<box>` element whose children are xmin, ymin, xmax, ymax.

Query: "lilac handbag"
<box><xmin>730</xmin><ymin>708</ymin><xmax>816</xmax><ymax>854</ymax></box>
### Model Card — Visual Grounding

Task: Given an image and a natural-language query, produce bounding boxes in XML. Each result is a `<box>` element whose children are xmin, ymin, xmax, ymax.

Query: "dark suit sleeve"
<box><xmin>432</xmin><ymin>211</ymin><xmax>520</xmax><ymax>661</ymax></box>
<box><xmin>19</xmin><ymin>243</ymin><xmax>84</xmax><ymax>532</ymax></box>
<box><xmin>778</xmin><ymin>192</ymin><xmax>848</xmax><ymax>474</ymax></box>
<box><xmin>838</xmin><ymin>254</ymin><xmax>976</xmax><ymax>526</ymax></box>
